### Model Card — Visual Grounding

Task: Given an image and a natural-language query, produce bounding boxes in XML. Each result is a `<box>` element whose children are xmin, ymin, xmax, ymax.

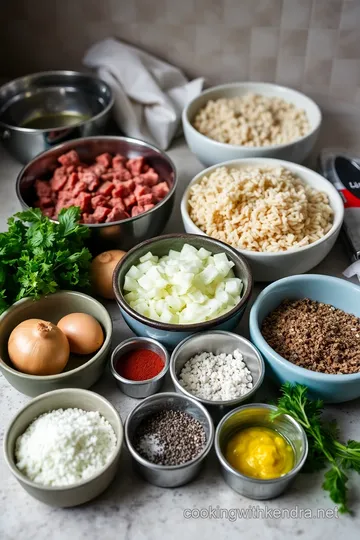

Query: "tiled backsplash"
<box><xmin>2</xmin><ymin>0</ymin><xmax>360</xmax><ymax>103</ymax></box>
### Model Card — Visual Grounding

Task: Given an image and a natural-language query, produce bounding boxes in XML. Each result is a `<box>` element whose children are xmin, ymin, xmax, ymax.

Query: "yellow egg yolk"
<box><xmin>225</xmin><ymin>427</ymin><xmax>294</xmax><ymax>480</ymax></box>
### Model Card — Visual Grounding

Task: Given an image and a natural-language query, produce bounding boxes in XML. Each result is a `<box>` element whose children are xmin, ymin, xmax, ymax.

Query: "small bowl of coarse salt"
<box><xmin>170</xmin><ymin>330</ymin><xmax>265</xmax><ymax>423</ymax></box>
<box><xmin>3</xmin><ymin>388</ymin><xmax>123</xmax><ymax>507</ymax></box>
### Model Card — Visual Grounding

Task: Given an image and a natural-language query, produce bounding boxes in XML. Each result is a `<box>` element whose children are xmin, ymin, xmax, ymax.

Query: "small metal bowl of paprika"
<box><xmin>110</xmin><ymin>337</ymin><xmax>170</xmax><ymax>399</ymax></box>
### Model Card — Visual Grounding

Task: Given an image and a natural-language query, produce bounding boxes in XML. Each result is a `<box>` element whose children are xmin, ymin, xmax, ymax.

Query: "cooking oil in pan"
<box><xmin>22</xmin><ymin>111</ymin><xmax>90</xmax><ymax>130</ymax></box>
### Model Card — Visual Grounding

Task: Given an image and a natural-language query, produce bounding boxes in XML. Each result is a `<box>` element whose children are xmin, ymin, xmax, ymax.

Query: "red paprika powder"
<box><xmin>117</xmin><ymin>348</ymin><xmax>164</xmax><ymax>381</ymax></box>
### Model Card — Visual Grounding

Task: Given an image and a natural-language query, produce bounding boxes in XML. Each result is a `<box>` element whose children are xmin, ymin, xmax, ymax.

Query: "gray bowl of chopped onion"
<box><xmin>113</xmin><ymin>233</ymin><xmax>253</xmax><ymax>349</ymax></box>
<box><xmin>170</xmin><ymin>331</ymin><xmax>265</xmax><ymax>423</ymax></box>
<box><xmin>3</xmin><ymin>388</ymin><xmax>123</xmax><ymax>507</ymax></box>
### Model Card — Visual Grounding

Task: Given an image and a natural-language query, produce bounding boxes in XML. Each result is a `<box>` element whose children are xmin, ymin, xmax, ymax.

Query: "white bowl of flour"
<box><xmin>3</xmin><ymin>388</ymin><xmax>123</xmax><ymax>507</ymax></box>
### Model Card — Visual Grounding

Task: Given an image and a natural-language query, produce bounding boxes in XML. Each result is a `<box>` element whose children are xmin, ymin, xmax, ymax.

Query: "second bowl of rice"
<box><xmin>181</xmin><ymin>158</ymin><xmax>344</xmax><ymax>282</ymax></box>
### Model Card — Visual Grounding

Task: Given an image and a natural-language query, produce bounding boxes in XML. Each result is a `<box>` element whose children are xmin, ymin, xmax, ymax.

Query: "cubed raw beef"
<box><xmin>112</xmin><ymin>183</ymin><xmax>128</xmax><ymax>198</ymax></box>
<box><xmin>58</xmin><ymin>150</ymin><xmax>80</xmax><ymax>166</ymax></box>
<box><xmin>55</xmin><ymin>197</ymin><xmax>74</xmax><ymax>216</ymax></box>
<box><xmin>109</xmin><ymin>197</ymin><xmax>125</xmax><ymax>210</ymax></box>
<box><xmin>140</xmin><ymin>169</ymin><xmax>160</xmax><ymax>186</ymax></box>
<box><xmin>134</xmin><ymin>184</ymin><xmax>151</xmax><ymax>199</ymax></box>
<box><xmin>50</xmin><ymin>168</ymin><xmax>68</xmax><ymax>192</ymax></box>
<box><xmin>75</xmin><ymin>192</ymin><xmax>92</xmax><ymax>213</ymax></box>
<box><xmin>57</xmin><ymin>190</ymin><xmax>73</xmax><ymax>204</ymax></box>
<box><xmin>64</xmin><ymin>172</ymin><xmax>79</xmax><ymax>191</ymax></box>
<box><xmin>106</xmin><ymin>206</ymin><xmax>130</xmax><ymax>222</ymax></box>
<box><xmin>152</xmin><ymin>182</ymin><xmax>169</xmax><ymax>200</ymax></box>
<box><xmin>101</xmin><ymin>172</ymin><xmax>114</xmax><ymax>182</ymax></box>
<box><xmin>144</xmin><ymin>204</ymin><xmax>155</xmax><ymax>211</ymax></box>
<box><xmin>80</xmin><ymin>171</ymin><xmax>100</xmax><ymax>192</ymax></box>
<box><xmin>126</xmin><ymin>157</ymin><xmax>145</xmax><ymax>176</ymax></box>
<box><xmin>96</xmin><ymin>152</ymin><xmax>112</xmax><ymax>168</ymax></box>
<box><xmin>112</xmin><ymin>154</ymin><xmax>126</xmax><ymax>169</ymax></box>
<box><xmin>137</xmin><ymin>193</ymin><xmax>154</xmax><ymax>206</ymax></box>
<box><xmin>82</xmin><ymin>213</ymin><xmax>97</xmax><ymax>224</ymax></box>
<box><xmin>35</xmin><ymin>179</ymin><xmax>52</xmax><ymax>198</ymax></box>
<box><xmin>90</xmin><ymin>163</ymin><xmax>107</xmax><ymax>177</ymax></box>
<box><xmin>123</xmin><ymin>193</ymin><xmax>137</xmax><ymax>209</ymax></box>
<box><xmin>39</xmin><ymin>196</ymin><xmax>54</xmax><ymax>208</ymax></box>
<box><xmin>93</xmin><ymin>206</ymin><xmax>111</xmax><ymax>223</ymax></box>
<box><xmin>113</xmin><ymin>168</ymin><xmax>131</xmax><ymax>181</ymax></box>
<box><xmin>133</xmin><ymin>176</ymin><xmax>145</xmax><ymax>185</ymax></box>
<box><xmin>131</xmin><ymin>205</ymin><xmax>145</xmax><ymax>217</ymax></box>
<box><xmin>98</xmin><ymin>181</ymin><xmax>115</xmax><ymax>196</ymax></box>
<box><xmin>91</xmin><ymin>194</ymin><xmax>110</xmax><ymax>209</ymax></box>
<box><xmin>72</xmin><ymin>181</ymin><xmax>88</xmax><ymax>197</ymax></box>
<box><xmin>42</xmin><ymin>207</ymin><xmax>55</xmax><ymax>218</ymax></box>
<box><xmin>122</xmin><ymin>179</ymin><xmax>135</xmax><ymax>192</ymax></box>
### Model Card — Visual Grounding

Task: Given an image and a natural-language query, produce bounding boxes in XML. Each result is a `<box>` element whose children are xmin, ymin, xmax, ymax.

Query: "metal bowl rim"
<box><xmin>113</xmin><ymin>233</ymin><xmax>253</xmax><ymax>331</ymax></box>
<box><xmin>15</xmin><ymin>135</ymin><xmax>177</xmax><ymax>228</ymax></box>
<box><xmin>0</xmin><ymin>290</ymin><xmax>113</xmax><ymax>381</ymax></box>
<box><xmin>214</xmin><ymin>402</ymin><xmax>308</xmax><ymax>484</ymax></box>
<box><xmin>3</xmin><ymin>388</ymin><xmax>123</xmax><ymax>492</ymax></box>
<box><xmin>0</xmin><ymin>70</ymin><xmax>114</xmax><ymax>133</ymax></box>
<box><xmin>169</xmin><ymin>330</ymin><xmax>265</xmax><ymax>405</ymax></box>
<box><xmin>110</xmin><ymin>337</ymin><xmax>170</xmax><ymax>386</ymax></box>
<box><xmin>125</xmin><ymin>391</ymin><xmax>215</xmax><ymax>470</ymax></box>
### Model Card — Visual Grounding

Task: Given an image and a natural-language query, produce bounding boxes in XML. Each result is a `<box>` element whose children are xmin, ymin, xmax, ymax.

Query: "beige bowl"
<box><xmin>3</xmin><ymin>388</ymin><xmax>123</xmax><ymax>507</ymax></box>
<box><xmin>0</xmin><ymin>291</ymin><xmax>112</xmax><ymax>396</ymax></box>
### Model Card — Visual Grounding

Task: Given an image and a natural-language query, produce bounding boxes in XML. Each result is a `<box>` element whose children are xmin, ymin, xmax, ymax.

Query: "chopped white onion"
<box><xmin>123</xmin><ymin>244</ymin><xmax>242</xmax><ymax>324</ymax></box>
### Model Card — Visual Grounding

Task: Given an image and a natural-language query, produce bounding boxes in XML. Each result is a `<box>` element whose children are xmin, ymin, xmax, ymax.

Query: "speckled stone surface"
<box><xmin>1</xmin><ymin>101</ymin><xmax>360</xmax><ymax>540</ymax></box>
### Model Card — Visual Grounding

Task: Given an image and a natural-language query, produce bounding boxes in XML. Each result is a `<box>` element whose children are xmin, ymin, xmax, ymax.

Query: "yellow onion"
<box><xmin>91</xmin><ymin>250</ymin><xmax>126</xmax><ymax>299</ymax></box>
<box><xmin>8</xmin><ymin>319</ymin><xmax>70</xmax><ymax>376</ymax></box>
<box><xmin>57</xmin><ymin>313</ymin><xmax>104</xmax><ymax>355</ymax></box>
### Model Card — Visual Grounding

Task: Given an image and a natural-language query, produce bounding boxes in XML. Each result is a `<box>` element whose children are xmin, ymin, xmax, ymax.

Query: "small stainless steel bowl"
<box><xmin>16</xmin><ymin>136</ymin><xmax>177</xmax><ymax>253</ymax></box>
<box><xmin>125</xmin><ymin>392</ymin><xmax>214</xmax><ymax>487</ymax></box>
<box><xmin>215</xmin><ymin>404</ymin><xmax>308</xmax><ymax>500</ymax></box>
<box><xmin>170</xmin><ymin>331</ymin><xmax>265</xmax><ymax>423</ymax></box>
<box><xmin>110</xmin><ymin>337</ymin><xmax>169</xmax><ymax>399</ymax></box>
<box><xmin>0</xmin><ymin>70</ymin><xmax>113</xmax><ymax>162</ymax></box>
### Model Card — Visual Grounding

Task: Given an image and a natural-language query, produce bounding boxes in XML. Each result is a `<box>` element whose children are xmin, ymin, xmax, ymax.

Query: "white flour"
<box><xmin>15</xmin><ymin>408</ymin><xmax>117</xmax><ymax>486</ymax></box>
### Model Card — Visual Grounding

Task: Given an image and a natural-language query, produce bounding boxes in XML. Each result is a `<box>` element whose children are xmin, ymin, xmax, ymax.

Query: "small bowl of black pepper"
<box><xmin>124</xmin><ymin>392</ymin><xmax>214</xmax><ymax>487</ymax></box>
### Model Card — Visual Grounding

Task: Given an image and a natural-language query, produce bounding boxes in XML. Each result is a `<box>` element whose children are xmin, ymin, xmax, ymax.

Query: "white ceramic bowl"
<box><xmin>181</xmin><ymin>158</ymin><xmax>344</xmax><ymax>282</ymax></box>
<box><xmin>182</xmin><ymin>82</ymin><xmax>322</xmax><ymax>166</ymax></box>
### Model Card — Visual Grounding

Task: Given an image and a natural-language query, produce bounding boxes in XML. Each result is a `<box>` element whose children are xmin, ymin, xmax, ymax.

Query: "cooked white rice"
<box><xmin>192</xmin><ymin>93</ymin><xmax>311</xmax><ymax>147</ymax></box>
<box><xmin>187</xmin><ymin>166</ymin><xmax>334</xmax><ymax>253</ymax></box>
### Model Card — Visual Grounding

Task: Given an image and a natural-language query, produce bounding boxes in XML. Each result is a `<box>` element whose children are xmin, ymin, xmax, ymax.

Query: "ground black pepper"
<box><xmin>261</xmin><ymin>298</ymin><xmax>360</xmax><ymax>374</ymax></box>
<box><xmin>134</xmin><ymin>409</ymin><xmax>206</xmax><ymax>466</ymax></box>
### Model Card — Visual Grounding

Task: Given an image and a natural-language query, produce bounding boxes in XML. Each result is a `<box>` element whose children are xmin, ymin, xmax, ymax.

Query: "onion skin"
<box><xmin>8</xmin><ymin>319</ymin><xmax>70</xmax><ymax>376</ymax></box>
<box><xmin>91</xmin><ymin>250</ymin><xmax>126</xmax><ymax>299</ymax></box>
<box><xmin>57</xmin><ymin>313</ymin><xmax>104</xmax><ymax>355</ymax></box>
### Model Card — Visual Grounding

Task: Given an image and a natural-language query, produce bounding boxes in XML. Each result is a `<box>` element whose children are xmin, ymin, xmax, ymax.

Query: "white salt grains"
<box><xmin>179</xmin><ymin>349</ymin><xmax>253</xmax><ymax>401</ymax></box>
<box><xmin>15</xmin><ymin>408</ymin><xmax>117</xmax><ymax>486</ymax></box>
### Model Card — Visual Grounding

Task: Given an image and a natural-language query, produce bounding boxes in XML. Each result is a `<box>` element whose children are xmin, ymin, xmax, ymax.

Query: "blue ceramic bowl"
<box><xmin>249</xmin><ymin>274</ymin><xmax>360</xmax><ymax>403</ymax></box>
<box><xmin>113</xmin><ymin>234</ymin><xmax>253</xmax><ymax>349</ymax></box>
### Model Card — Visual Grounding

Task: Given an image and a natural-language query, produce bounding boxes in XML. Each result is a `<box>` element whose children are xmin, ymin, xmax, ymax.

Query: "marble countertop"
<box><xmin>1</xmin><ymin>103</ymin><xmax>360</xmax><ymax>540</ymax></box>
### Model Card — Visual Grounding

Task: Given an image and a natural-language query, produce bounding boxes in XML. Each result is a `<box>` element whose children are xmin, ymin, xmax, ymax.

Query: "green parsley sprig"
<box><xmin>272</xmin><ymin>383</ymin><xmax>360</xmax><ymax>514</ymax></box>
<box><xmin>0</xmin><ymin>207</ymin><xmax>92</xmax><ymax>314</ymax></box>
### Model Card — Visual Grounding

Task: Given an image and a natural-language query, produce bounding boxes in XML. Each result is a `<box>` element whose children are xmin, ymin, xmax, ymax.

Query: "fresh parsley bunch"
<box><xmin>0</xmin><ymin>207</ymin><xmax>92</xmax><ymax>314</ymax></box>
<box><xmin>272</xmin><ymin>383</ymin><xmax>360</xmax><ymax>514</ymax></box>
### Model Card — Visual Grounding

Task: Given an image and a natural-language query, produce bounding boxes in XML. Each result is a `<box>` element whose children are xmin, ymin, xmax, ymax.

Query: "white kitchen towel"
<box><xmin>83</xmin><ymin>38</ymin><xmax>204</xmax><ymax>150</ymax></box>
<box><xmin>343</xmin><ymin>260</ymin><xmax>360</xmax><ymax>282</ymax></box>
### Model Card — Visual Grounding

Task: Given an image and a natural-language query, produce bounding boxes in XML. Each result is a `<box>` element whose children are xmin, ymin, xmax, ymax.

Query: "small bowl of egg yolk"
<box><xmin>214</xmin><ymin>403</ymin><xmax>308</xmax><ymax>500</ymax></box>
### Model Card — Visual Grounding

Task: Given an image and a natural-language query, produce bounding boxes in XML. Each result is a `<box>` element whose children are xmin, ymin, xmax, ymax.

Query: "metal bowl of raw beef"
<box><xmin>16</xmin><ymin>136</ymin><xmax>177</xmax><ymax>253</ymax></box>
<box><xmin>0</xmin><ymin>71</ymin><xmax>113</xmax><ymax>163</ymax></box>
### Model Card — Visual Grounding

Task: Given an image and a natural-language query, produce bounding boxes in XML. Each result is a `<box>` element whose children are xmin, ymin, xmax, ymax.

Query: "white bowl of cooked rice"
<box><xmin>182</xmin><ymin>82</ymin><xmax>321</xmax><ymax>167</ymax></box>
<box><xmin>181</xmin><ymin>158</ymin><xmax>344</xmax><ymax>282</ymax></box>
